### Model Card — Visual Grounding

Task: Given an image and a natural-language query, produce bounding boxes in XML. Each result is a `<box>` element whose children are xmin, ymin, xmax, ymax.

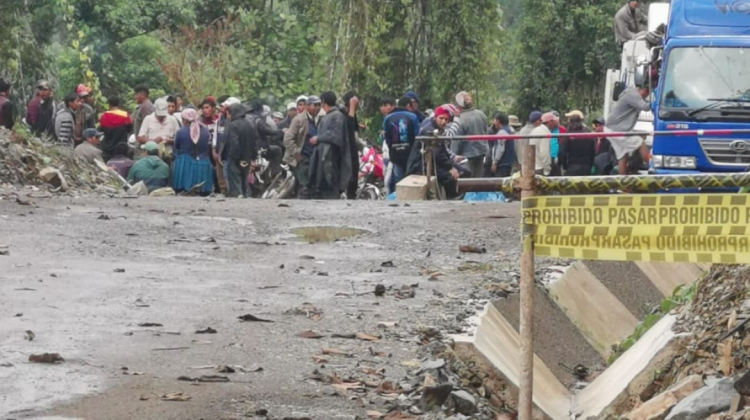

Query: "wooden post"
<box><xmin>425</xmin><ymin>140</ymin><xmax>434</xmax><ymax>200</ymax></box>
<box><xmin>518</xmin><ymin>145</ymin><xmax>536</xmax><ymax>420</ymax></box>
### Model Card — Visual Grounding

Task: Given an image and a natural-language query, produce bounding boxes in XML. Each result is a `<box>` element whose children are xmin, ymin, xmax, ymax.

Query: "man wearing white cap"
<box><xmin>137</xmin><ymin>97</ymin><xmax>179</xmax><ymax>160</ymax></box>
<box><xmin>279</xmin><ymin>102</ymin><xmax>298</xmax><ymax>132</ymax></box>
<box><xmin>296</xmin><ymin>96</ymin><xmax>308</xmax><ymax>115</ymax></box>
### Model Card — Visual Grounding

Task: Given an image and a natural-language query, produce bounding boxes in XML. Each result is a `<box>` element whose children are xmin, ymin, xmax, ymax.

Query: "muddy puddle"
<box><xmin>291</xmin><ymin>226</ymin><xmax>369</xmax><ymax>243</ymax></box>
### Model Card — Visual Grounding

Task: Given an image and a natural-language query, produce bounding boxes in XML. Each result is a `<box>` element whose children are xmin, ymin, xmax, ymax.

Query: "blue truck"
<box><xmin>651</xmin><ymin>0</ymin><xmax>750</xmax><ymax>175</ymax></box>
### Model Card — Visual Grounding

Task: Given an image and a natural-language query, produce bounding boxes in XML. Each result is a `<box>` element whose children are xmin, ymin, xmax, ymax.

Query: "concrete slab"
<box><xmin>549</xmin><ymin>262</ymin><xmax>639</xmax><ymax>358</ymax></box>
<box><xmin>584</xmin><ymin>261</ymin><xmax>663</xmax><ymax>319</ymax></box>
<box><xmin>635</xmin><ymin>262</ymin><xmax>706</xmax><ymax>296</ymax></box>
<box><xmin>455</xmin><ymin>304</ymin><xmax>571</xmax><ymax>420</ymax></box>
<box><xmin>494</xmin><ymin>289</ymin><xmax>605</xmax><ymax>386</ymax></box>
<box><xmin>573</xmin><ymin>315</ymin><xmax>678</xmax><ymax>418</ymax></box>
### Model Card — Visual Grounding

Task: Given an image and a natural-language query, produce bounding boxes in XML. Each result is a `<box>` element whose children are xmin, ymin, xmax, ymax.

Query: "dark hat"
<box><xmin>593</xmin><ymin>117</ymin><xmax>606</xmax><ymax>125</ymax></box>
<box><xmin>404</xmin><ymin>91</ymin><xmax>420</xmax><ymax>102</ymax></box>
<box><xmin>307</xmin><ymin>95</ymin><xmax>322</xmax><ymax>104</ymax></box>
<box><xmin>36</xmin><ymin>80</ymin><xmax>52</xmax><ymax>90</ymax></box>
<box><xmin>82</xmin><ymin>128</ymin><xmax>103</xmax><ymax>139</ymax></box>
<box><xmin>529</xmin><ymin>111</ymin><xmax>543</xmax><ymax>123</ymax></box>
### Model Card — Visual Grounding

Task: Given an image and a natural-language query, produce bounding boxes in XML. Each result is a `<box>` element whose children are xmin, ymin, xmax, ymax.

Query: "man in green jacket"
<box><xmin>127</xmin><ymin>141</ymin><xmax>169</xmax><ymax>192</ymax></box>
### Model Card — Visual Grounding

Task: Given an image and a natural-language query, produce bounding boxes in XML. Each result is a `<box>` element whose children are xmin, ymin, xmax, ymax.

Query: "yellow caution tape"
<box><xmin>523</xmin><ymin>193</ymin><xmax>750</xmax><ymax>264</ymax></box>
<box><xmin>534</xmin><ymin>235</ymin><xmax>750</xmax><ymax>264</ymax></box>
<box><xmin>523</xmin><ymin>194</ymin><xmax>750</xmax><ymax>227</ymax></box>
<box><xmin>533</xmin><ymin>225</ymin><xmax>750</xmax><ymax>237</ymax></box>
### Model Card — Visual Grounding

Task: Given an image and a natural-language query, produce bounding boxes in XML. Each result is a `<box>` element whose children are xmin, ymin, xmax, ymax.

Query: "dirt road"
<box><xmin>0</xmin><ymin>196</ymin><xmax>521</xmax><ymax>419</ymax></box>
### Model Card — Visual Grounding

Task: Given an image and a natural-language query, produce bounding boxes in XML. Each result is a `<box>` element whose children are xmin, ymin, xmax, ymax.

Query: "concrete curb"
<box><xmin>458</xmin><ymin>261</ymin><xmax>707</xmax><ymax>419</ymax></box>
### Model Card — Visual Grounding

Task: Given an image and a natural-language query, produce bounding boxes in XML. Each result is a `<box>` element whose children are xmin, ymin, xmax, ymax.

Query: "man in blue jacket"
<box><xmin>383</xmin><ymin>96</ymin><xmax>420</xmax><ymax>193</ymax></box>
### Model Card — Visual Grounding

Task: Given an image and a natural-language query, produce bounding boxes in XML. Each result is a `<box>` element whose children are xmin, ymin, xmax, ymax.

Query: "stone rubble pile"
<box><xmin>0</xmin><ymin>128</ymin><xmax>123</xmax><ymax>193</ymax></box>
<box><xmin>622</xmin><ymin>265</ymin><xmax>750</xmax><ymax>420</ymax></box>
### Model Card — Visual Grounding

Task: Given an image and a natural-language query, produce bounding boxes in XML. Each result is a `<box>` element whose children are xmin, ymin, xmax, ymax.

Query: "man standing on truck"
<box><xmin>605</xmin><ymin>86</ymin><xmax>651</xmax><ymax>175</ymax></box>
<box><xmin>614</xmin><ymin>1</ymin><xmax>648</xmax><ymax>47</ymax></box>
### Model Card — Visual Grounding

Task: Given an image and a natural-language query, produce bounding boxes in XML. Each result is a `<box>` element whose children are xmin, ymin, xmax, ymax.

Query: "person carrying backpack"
<box><xmin>382</xmin><ymin>96</ymin><xmax>420</xmax><ymax>193</ymax></box>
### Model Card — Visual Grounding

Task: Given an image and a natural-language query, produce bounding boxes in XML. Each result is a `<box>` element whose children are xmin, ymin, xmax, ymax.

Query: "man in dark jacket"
<box><xmin>246</xmin><ymin>100</ymin><xmax>282</xmax><ymax>178</ymax></box>
<box><xmin>383</xmin><ymin>96</ymin><xmax>420</xmax><ymax>193</ymax></box>
<box><xmin>0</xmin><ymin>79</ymin><xmax>14</xmax><ymax>130</ymax></box>
<box><xmin>486</xmin><ymin>112</ymin><xmax>517</xmax><ymax>177</ymax></box>
<box><xmin>215</xmin><ymin>97</ymin><xmax>240</xmax><ymax>194</ymax></box>
<box><xmin>76</xmin><ymin>84</ymin><xmax>97</xmax><ymax>131</ymax></box>
<box><xmin>283</xmin><ymin>96</ymin><xmax>322</xmax><ymax>199</ymax></box>
<box><xmin>308</xmin><ymin>91</ymin><xmax>352</xmax><ymax>200</ymax></box>
<box><xmin>404</xmin><ymin>91</ymin><xmax>426</xmax><ymax>123</ymax></box>
<box><xmin>99</xmin><ymin>96</ymin><xmax>132</xmax><ymax>162</ymax></box>
<box><xmin>27</xmin><ymin>80</ymin><xmax>55</xmax><ymax>137</ymax></box>
<box><xmin>226</xmin><ymin>103</ymin><xmax>258</xmax><ymax>198</ymax></box>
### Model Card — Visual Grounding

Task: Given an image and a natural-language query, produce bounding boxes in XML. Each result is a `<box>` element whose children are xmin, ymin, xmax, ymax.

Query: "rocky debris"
<box><xmin>150</xmin><ymin>187</ymin><xmax>175</xmax><ymax>197</ymax></box>
<box><xmin>284</xmin><ymin>303</ymin><xmax>323</xmax><ymax>321</ymax></box>
<box><xmin>734</xmin><ymin>370</ymin><xmax>750</xmax><ymax>396</ymax></box>
<box><xmin>666</xmin><ymin>378</ymin><xmax>737</xmax><ymax>420</ymax></box>
<box><xmin>625</xmin><ymin>375</ymin><xmax>704</xmax><ymax>420</ymax></box>
<box><xmin>618</xmin><ymin>266</ymin><xmax>750</xmax><ymax>420</ymax></box>
<box><xmin>450</xmin><ymin>390</ymin><xmax>477</xmax><ymax>415</ymax></box>
<box><xmin>654</xmin><ymin>266</ymin><xmax>750</xmax><ymax>385</ymax></box>
<box><xmin>28</xmin><ymin>353</ymin><xmax>64</xmax><ymax>363</ymax></box>
<box><xmin>38</xmin><ymin>167</ymin><xmax>69</xmax><ymax>191</ymax></box>
<box><xmin>128</xmin><ymin>181</ymin><xmax>149</xmax><ymax>196</ymax></box>
<box><xmin>0</xmin><ymin>128</ymin><xmax>123</xmax><ymax>193</ymax></box>
<box><xmin>420</xmin><ymin>384</ymin><xmax>454</xmax><ymax>411</ymax></box>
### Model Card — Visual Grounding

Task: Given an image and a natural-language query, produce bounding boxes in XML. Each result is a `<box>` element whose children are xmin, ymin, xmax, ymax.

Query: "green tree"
<box><xmin>507</xmin><ymin>0</ymin><xmax>620</xmax><ymax>118</ymax></box>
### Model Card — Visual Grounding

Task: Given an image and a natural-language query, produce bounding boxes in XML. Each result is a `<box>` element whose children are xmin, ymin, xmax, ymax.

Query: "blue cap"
<box><xmin>82</xmin><ymin>128</ymin><xmax>103</xmax><ymax>139</ymax></box>
<box><xmin>404</xmin><ymin>91</ymin><xmax>420</xmax><ymax>103</ymax></box>
<box><xmin>529</xmin><ymin>111</ymin><xmax>543</xmax><ymax>123</ymax></box>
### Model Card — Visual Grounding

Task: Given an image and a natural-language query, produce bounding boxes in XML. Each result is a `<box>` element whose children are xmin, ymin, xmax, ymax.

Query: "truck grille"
<box><xmin>699</xmin><ymin>138</ymin><xmax>750</xmax><ymax>167</ymax></box>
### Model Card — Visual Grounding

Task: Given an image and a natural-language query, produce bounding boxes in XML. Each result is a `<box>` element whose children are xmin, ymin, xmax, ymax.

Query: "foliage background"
<box><xmin>1</xmin><ymin>0</ymin><xmax>631</xmax><ymax>134</ymax></box>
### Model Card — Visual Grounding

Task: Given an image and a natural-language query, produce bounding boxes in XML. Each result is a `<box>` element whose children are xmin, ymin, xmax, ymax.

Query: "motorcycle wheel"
<box><xmin>358</xmin><ymin>186</ymin><xmax>380</xmax><ymax>200</ymax></box>
<box><xmin>262</xmin><ymin>172</ymin><xmax>296</xmax><ymax>199</ymax></box>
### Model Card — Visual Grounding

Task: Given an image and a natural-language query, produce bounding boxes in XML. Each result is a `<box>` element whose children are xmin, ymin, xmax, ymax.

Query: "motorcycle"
<box><xmin>356</xmin><ymin>146</ymin><xmax>385</xmax><ymax>200</ymax></box>
<box><xmin>247</xmin><ymin>146</ymin><xmax>296</xmax><ymax>199</ymax></box>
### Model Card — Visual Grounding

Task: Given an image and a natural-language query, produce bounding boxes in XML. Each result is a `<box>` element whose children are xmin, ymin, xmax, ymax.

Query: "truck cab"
<box><xmin>652</xmin><ymin>0</ymin><xmax>750</xmax><ymax>174</ymax></box>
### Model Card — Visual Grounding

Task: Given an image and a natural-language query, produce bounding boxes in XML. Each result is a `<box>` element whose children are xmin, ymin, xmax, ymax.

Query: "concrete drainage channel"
<box><xmin>455</xmin><ymin>260</ymin><xmax>709</xmax><ymax>419</ymax></box>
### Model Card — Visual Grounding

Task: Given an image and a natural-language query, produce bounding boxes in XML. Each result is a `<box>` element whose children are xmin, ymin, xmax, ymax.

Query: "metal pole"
<box><xmin>425</xmin><ymin>143</ymin><xmax>434</xmax><ymax>200</ymax></box>
<box><xmin>416</xmin><ymin>128</ymin><xmax>750</xmax><ymax>142</ymax></box>
<box><xmin>456</xmin><ymin>172</ymin><xmax>750</xmax><ymax>195</ymax></box>
<box><xmin>518</xmin><ymin>145</ymin><xmax>536</xmax><ymax>420</ymax></box>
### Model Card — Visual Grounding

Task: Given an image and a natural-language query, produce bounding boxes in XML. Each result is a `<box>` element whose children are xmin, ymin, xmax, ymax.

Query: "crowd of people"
<box><xmin>0</xmin><ymin>73</ymin><xmax>649</xmax><ymax>199</ymax></box>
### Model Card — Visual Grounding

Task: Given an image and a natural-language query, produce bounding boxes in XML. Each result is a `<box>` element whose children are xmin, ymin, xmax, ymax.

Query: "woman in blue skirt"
<box><xmin>172</xmin><ymin>108</ymin><xmax>214</xmax><ymax>195</ymax></box>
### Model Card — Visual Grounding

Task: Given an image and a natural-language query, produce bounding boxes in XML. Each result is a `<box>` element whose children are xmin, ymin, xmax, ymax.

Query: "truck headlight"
<box><xmin>652</xmin><ymin>155</ymin><xmax>697</xmax><ymax>169</ymax></box>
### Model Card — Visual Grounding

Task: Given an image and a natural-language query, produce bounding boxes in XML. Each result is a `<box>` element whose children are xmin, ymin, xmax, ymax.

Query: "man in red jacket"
<box><xmin>99</xmin><ymin>96</ymin><xmax>133</xmax><ymax>162</ymax></box>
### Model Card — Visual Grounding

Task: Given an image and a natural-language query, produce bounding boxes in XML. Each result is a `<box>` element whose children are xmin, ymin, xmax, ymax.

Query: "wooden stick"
<box><xmin>518</xmin><ymin>144</ymin><xmax>536</xmax><ymax>420</ymax></box>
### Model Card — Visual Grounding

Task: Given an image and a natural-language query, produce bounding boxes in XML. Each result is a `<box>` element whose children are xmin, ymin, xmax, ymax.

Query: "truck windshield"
<box><xmin>660</xmin><ymin>47</ymin><xmax>750</xmax><ymax>110</ymax></box>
